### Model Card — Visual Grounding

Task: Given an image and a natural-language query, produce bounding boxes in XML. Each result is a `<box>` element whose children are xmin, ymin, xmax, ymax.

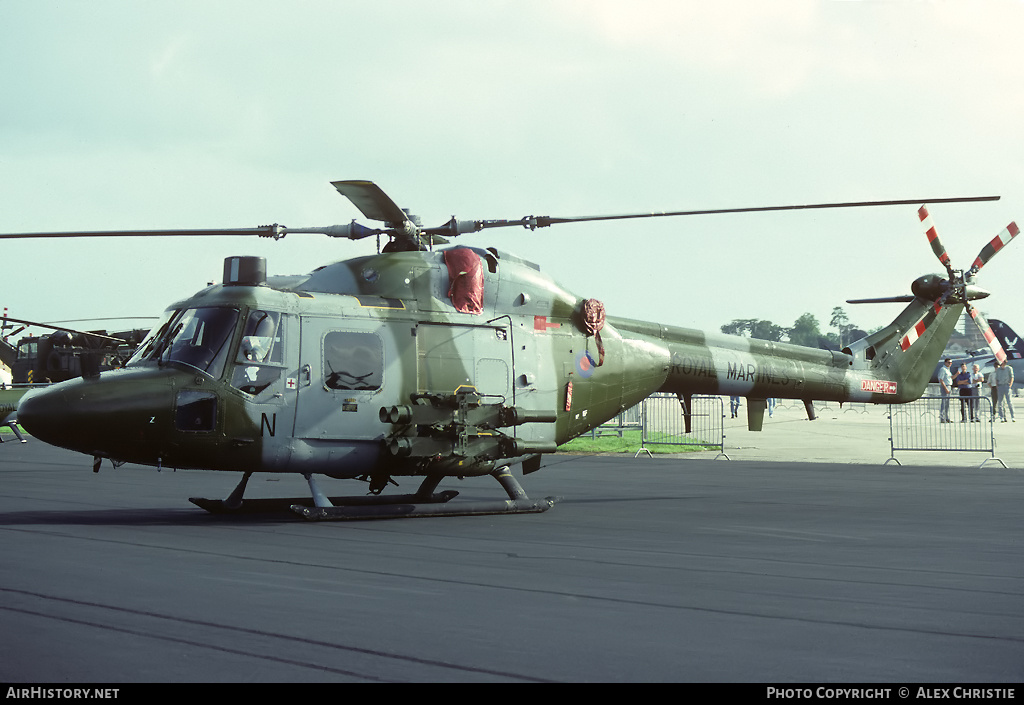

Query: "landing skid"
<box><xmin>189</xmin><ymin>490</ymin><xmax>461</xmax><ymax>515</ymax></box>
<box><xmin>292</xmin><ymin>496</ymin><xmax>558</xmax><ymax>520</ymax></box>
<box><xmin>294</xmin><ymin>466</ymin><xmax>559</xmax><ymax>521</ymax></box>
<box><xmin>190</xmin><ymin>467</ymin><xmax>560</xmax><ymax>520</ymax></box>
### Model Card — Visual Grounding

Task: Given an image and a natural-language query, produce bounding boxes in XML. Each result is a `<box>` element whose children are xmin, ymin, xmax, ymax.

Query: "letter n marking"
<box><xmin>261</xmin><ymin>413</ymin><xmax>276</xmax><ymax>437</ymax></box>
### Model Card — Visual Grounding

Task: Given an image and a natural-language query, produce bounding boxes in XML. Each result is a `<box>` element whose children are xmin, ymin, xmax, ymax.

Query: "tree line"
<box><xmin>720</xmin><ymin>306</ymin><xmax>872</xmax><ymax>351</ymax></box>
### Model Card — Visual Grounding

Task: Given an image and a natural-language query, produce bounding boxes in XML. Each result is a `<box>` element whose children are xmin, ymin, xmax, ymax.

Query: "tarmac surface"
<box><xmin>0</xmin><ymin>406</ymin><xmax>1022</xmax><ymax>683</ymax></box>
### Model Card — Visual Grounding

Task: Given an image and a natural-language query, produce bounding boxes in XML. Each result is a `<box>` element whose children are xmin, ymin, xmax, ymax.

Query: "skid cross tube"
<box><xmin>291</xmin><ymin>466</ymin><xmax>560</xmax><ymax>521</ymax></box>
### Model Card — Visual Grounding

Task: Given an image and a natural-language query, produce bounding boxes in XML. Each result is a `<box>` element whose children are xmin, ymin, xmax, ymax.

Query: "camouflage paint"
<box><xmin>17</xmin><ymin>246</ymin><xmax>965</xmax><ymax>484</ymax></box>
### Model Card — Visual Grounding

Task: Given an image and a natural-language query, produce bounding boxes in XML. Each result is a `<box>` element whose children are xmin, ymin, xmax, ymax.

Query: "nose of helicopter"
<box><xmin>18</xmin><ymin>370</ymin><xmax>175</xmax><ymax>462</ymax></box>
<box><xmin>17</xmin><ymin>385</ymin><xmax>75</xmax><ymax>448</ymax></box>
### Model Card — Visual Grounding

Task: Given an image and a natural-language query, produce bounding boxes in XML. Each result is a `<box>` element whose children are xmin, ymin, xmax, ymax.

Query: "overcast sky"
<box><xmin>2</xmin><ymin>1</ymin><xmax>1023</xmax><ymax>342</ymax></box>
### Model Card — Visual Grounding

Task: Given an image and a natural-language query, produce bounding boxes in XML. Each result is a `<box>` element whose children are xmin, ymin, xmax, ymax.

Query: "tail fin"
<box><xmin>989</xmin><ymin>319</ymin><xmax>1023</xmax><ymax>361</ymax></box>
<box><xmin>844</xmin><ymin>292</ymin><xmax>964</xmax><ymax>402</ymax></box>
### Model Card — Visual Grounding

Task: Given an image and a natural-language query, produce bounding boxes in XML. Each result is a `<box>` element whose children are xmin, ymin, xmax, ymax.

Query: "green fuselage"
<box><xmin>17</xmin><ymin>246</ymin><xmax>958</xmax><ymax>480</ymax></box>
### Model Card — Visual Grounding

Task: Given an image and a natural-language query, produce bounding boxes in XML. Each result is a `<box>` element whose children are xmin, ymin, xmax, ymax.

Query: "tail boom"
<box><xmin>610</xmin><ymin>295</ymin><xmax>963</xmax><ymax>407</ymax></box>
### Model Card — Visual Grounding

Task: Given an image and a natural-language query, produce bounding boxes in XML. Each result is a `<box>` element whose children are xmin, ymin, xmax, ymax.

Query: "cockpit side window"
<box><xmin>237</xmin><ymin>310</ymin><xmax>283</xmax><ymax>364</ymax></box>
<box><xmin>323</xmin><ymin>331</ymin><xmax>383</xmax><ymax>391</ymax></box>
<box><xmin>231</xmin><ymin>311</ymin><xmax>287</xmax><ymax>396</ymax></box>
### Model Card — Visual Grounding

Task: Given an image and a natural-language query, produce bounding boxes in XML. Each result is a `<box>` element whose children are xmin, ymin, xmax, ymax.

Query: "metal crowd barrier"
<box><xmin>887</xmin><ymin>394</ymin><xmax>1006</xmax><ymax>467</ymax></box>
<box><xmin>0</xmin><ymin>420</ymin><xmax>26</xmax><ymax>443</ymax></box>
<box><xmin>0</xmin><ymin>383</ymin><xmax>41</xmax><ymax>444</ymax></box>
<box><xmin>587</xmin><ymin>403</ymin><xmax>642</xmax><ymax>438</ymax></box>
<box><xmin>636</xmin><ymin>393</ymin><xmax>728</xmax><ymax>459</ymax></box>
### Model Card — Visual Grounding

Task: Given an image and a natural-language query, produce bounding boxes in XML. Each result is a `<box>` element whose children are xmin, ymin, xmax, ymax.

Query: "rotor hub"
<box><xmin>911</xmin><ymin>274</ymin><xmax>950</xmax><ymax>301</ymax></box>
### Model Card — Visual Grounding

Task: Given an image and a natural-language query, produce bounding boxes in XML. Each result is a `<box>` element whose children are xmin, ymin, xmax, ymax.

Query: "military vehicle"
<box><xmin>2</xmin><ymin>182</ymin><xmax>1016</xmax><ymax>519</ymax></box>
<box><xmin>1</xmin><ymin>316</ymin><xmax>149</xmax><ymax>384</ymax></box>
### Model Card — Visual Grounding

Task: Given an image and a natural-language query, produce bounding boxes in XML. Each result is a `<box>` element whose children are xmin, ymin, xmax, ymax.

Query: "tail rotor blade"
<box><xmin>967</xmin><ymin>304</ymin><xmax>1008</xmax><ymax>364</ymax></box>
<box><xmin>919</xmin><ymin>206</ymin><xmax>953</xmax><ymax>274</ymax></box>
<box><xmin>970</xmin><ymin>222</ymin><xmax>1020</xmax><ymax>276</ymax></box>
<box><xmin>899</xmin><ymin>297</ymin><xmax>946</xmax><ymax>353</ymax></box>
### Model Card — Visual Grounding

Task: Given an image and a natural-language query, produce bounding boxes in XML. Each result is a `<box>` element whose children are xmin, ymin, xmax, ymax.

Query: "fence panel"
<box><xmin>888</xmin><ymin>394</ymin><xmax>1005</xmax><ymax>467</ymax></box>
<box><xmin>637</xmin><ymin>393</ymin><xmax>728</xmax><ymax>458</ymax></box>
<box><xmin>589</xmin><ymin>403</ymin><xmax>643</xmax><ymax>438</ymax></box>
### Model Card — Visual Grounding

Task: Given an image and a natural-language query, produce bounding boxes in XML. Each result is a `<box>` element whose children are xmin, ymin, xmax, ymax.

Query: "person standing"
<box><xmin>971</xmin><ymin>364</ymin><xmax>985</xmax><ymax>421</ymax></box>
<box><xmin>987</xmin><ymin>367</ymin><xmax>999</xmax><ymax>421</ymax></box>
<box><xmin>938</xmin><ymin>358</ymin><xmax>953</xmax><ymax>423</ymax></box>
<box><xmin>954</xmin><ymin>362</ymin><xmax>971</xmax><ymax>422</ymax></box>
<box><xmin>995</xmin><ymin>360</ymin><xmax>1016</xmax><ymax>422</ymax></box>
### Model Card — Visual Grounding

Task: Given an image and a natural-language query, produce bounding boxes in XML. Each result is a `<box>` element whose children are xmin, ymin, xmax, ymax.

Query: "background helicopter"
<box><xmin>4</xmin><ymin>181</ymin><xmax>1017</xmax><ymax>520</ymax></box>
<box><xmin>924</xmin><ymin>317</ymin><xmax>1023</xmax><ymax>390</ymax></box>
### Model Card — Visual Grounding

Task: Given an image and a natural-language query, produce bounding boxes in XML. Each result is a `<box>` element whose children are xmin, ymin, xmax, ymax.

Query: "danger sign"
<box><xmin>861</xmin><ymin>379</ymin><xmax>897</xmax><ymax>394</ymax></box>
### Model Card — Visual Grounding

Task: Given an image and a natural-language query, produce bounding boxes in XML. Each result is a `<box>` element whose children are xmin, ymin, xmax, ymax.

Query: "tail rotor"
<box><xmin>917</xmin><ymin>208</ymin><xmax>1019</xmax><ymax>364</ymax></box>
<box><xmin>892</xmin><ymin>208</ymin><xmax>963</xmax><ymax>355</ymax></box>
<box><xmin>850</xmin><ymin>206</ymin><xmax>1019</xmax><ymax>365</ymax></box>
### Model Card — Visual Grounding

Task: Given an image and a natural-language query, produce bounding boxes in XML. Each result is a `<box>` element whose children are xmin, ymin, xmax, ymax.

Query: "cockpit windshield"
<box><xmin>127</xmin><ymin>309</ymin><xmax>175</xmax><ymax>365</ymax></box>
<box><xmin>127</xmin><ymin>307</ymin><xmax>239</xmax><ymax>378</ymax></box>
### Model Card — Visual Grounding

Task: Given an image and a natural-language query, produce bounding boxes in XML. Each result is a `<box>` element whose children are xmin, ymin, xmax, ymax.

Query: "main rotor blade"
<box><xmin>969</xmin><ymin>221</ymin><xmax>1020</xmax><ymax>276</ymax></box>
<box><xmin>30</xmin><ymin>317</ymin><xmax>158</xmax><ymax>324</ymax></box>
<box><xmin>0</xmin><ymin>223</ymin><xmax>380</xmax><ymax>241</ymax></box>
<box><xmin>331</xmin><ymin>180</ymin><xmax>410</xmax><ymax>225</ymax></box>
<box><xmin>0</xmin><ymin>186</ymin><xmax>1000</xmax><ymax>243</ymax></box>
<box><xmin>0</xmin><ymin>226</ymin><xmax>282</xmax><ymax>240</ymax></box>
<box><xmin>0</xmin><ymin>316</ymin><xmax>129</xmax><ymax>344</ymax></box>
<box><xmin>474</xmin><ymin>195</ymin><xmax>1000</xmax><ymax>231</ymax></box>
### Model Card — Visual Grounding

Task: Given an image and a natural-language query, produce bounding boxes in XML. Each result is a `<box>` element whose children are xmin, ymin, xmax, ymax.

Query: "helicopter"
<box><xmin>3</xmin><ymin>181</ymin><xmax>1017</xmax><ymax>520</ymax></box>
